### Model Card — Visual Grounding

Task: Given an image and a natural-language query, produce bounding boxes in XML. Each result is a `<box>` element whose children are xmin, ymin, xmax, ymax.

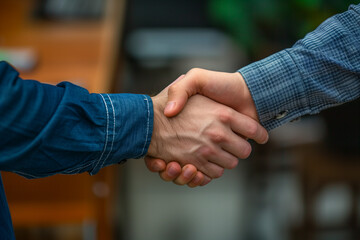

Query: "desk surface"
<box><xmin>0</xmin><ymin>0</ymin><xmax>124</xmax><ymax>93</ymax></box>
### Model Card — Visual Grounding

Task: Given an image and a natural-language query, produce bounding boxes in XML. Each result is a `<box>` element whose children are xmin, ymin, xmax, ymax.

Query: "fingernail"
<box><xmin>262</xmin><ymin>134</ymin><xmax>269</xmax><ymax>144</ymax></box>
<box><xmin>152</xmin><ymin>162</ymin><xmax>162</xmax><ymax>172</ymax></box>
<box><xmin>164</xmin><ymin>101</ymin><xmax>175</xmax><ymax>114</ymax></box>
<box><xmin>168</xmin><ymin>165</ymin><xmax>178</xmax><ymax>177</ymax></box>
<box><xmin>183</xmin><ymin>167</ymin><xmax>193</xmax><ymax>178</ymax></box>
<box><xmin>201</xmin><ymin>178</ymin><xmax>211</xmax><ymax>186</ymax></box>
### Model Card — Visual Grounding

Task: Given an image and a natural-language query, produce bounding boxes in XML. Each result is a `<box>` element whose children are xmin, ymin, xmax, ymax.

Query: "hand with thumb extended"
<box><xmin>146</xmin><ymin>68</ymin><xmax>269</xmax><ymax>188</ymax></box>
<box><xmin>164</xmin><ymin>68</ymin><xmax>261</xmax><ymax>127</ymax></box>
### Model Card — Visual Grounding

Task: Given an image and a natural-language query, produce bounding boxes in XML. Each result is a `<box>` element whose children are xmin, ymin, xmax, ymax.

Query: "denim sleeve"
<box><xmin>0</xmin><ymin>61</ymin><xmax>153</xmax><ymax>178</ymax></box>
<box><xmin>239</xmin><ymin>4</ymin><xmax>360</xmax><ymax>130</ymax></box>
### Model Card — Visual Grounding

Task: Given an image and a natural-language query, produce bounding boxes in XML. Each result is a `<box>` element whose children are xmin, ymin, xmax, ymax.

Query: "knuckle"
<box><xmin>217</xmin><ymin>108</ymin><xmax>232</xmax><ymax>124</ymax></box>
<box><xmin>245</xmin><ymin>121</ymin><xmax>259</xmax><ymax>138</ymax></box>
<box><xmin>208</xmin><ymin>129</ymin><xmax>226</xmax><ymax>143</ymax></box>
<box><xmin>197</xmin><ymin>146</ymin><xmax>215</xmax><ymax>158</ymax></box>
<box><xmin>187</xmin><ymin>68</ymin><xmax>202</xmax><ymax>76</ymax></box>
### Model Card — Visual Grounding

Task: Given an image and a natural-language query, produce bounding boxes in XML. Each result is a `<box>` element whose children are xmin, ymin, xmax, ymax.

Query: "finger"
<box><xmin>229</xmin><ymin>110</ymin><xmax>269</xmax><ymax>144</ymax></box>
<box><xmin>144</xmin><ymin>156</ymin><xmax>166</xmax><ymax>172</ymax></box>
<box><xmin>164</xmin><ymin>73</ymin><xmax>200</xmax><ymax>117</ymax></box>
<box><xmin>173</xmin><ymin>164</ymin><xmax>197</xmax><ymax>185</ymax></box>
<box><xmin>196</xmin><ymin>144</ymin><xmax>239</xmax><ymax>171</ymax></box>
<box><xmin>200</xmin><ymin>161</ymin><xmax>224</xmax><ymax>179</ymax></box>
<box><xmin>200</xmin><ymin>175</ymin><xmax>212</xmax><ymax>186</ymax></box>
<box><xmin>159</xmin><ymin>162</ymin><xmax>182</xmax><ymax>182</ymax></box>
<box><xmin>214</xmin><ymin>147</ymin><xmax>241</xmax><ymax>168</ymax></box>
<box><xmin>214</xmin><ymin>129</ymin><xmax>252</xmax><ymax>160</ymax></box>
<box><xmin>208</xmin><ymin>144</ymin><xmax>241</xmax><ymax>169</ymax></box>
<box><xmin>187</xmin><ymin>171</ymin><xmax>205</xmax><ymax>188</ymax></box>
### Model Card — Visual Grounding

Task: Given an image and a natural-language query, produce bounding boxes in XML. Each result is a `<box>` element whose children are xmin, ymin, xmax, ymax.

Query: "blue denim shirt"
<box><xmin>0</xmin><ymin>62</ymin><xmax>153</xmax><ymax>238</ymax></box>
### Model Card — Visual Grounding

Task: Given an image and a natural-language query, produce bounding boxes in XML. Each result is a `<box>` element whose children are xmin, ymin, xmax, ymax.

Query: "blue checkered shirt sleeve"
<box><xmin>239</xmin><ymin>4</ymin><xmax>360</xmax><ymax>130</ymax></box>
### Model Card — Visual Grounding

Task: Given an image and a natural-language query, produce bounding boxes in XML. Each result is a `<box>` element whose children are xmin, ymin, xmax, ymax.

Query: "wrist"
<box><xmin>148</xmin><ymin>96</ymin><xmax>167</xmax><ymax>157</ymax></box>
<box><xmin>235</xmin><ymin>72</ymin><xmax>260</xmax><ymax>122</ymax></box>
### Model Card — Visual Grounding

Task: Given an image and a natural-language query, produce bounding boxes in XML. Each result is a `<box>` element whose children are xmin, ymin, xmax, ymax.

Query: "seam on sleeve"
<box><xmin>64</xmin><ymin>161</ymin><xmax>93</xmax><ymax>174</ymax></box>
<box><xmin>94</xmin><ymin>94</ymin><xmax>110</xmax><ymax>172</ymax></box>
<box><xmin>13</xmin><ymin>171</ymin><xmax>37</xmax><ymax>179</ymax></box>
<box><xmin>99</xmin><ymin>94</ymin><xmax>116</xmax><ymax>169</ymax></box>
<box><xmin>134</xmin><ymin>95</ymin><xmax>151</xmax><ymax>158</ymax></box>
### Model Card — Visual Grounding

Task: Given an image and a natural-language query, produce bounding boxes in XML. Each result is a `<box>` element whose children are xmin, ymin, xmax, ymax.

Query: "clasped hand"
<box><xmin>146</xmin><ymin>68</ymin><xmax>269</xmax><ymax>187</ymax></box>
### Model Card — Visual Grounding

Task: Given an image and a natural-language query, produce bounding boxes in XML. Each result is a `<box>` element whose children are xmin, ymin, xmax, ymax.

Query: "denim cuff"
<box><xmin>90</xmin><ymin>93</ymin><xmax>153</xmax><ymax>175</ymax></box>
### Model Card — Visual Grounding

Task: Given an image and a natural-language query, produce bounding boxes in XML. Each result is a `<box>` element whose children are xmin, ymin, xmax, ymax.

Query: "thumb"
<box><xmin>164</xmin><ymin>75</ymin><xmax>196</xmax><ymax>117</ymax></box>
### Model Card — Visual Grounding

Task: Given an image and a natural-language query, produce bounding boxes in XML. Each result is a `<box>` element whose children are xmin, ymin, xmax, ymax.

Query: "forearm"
<box><xmin>239</xmin><ymin>4</ymin><xmax>360</xmax><ymax>130</ymax></box>
<box><xmin>0</xmin><ymin>62</ymin><xmax>153</xmax><ymax>178</ymax></box>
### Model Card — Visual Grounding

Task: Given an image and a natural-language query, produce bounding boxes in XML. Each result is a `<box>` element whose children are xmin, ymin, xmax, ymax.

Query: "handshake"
<box><xmin>144</xmin><ymin>68</ymin><xmax>269</xmax><ymax>187</ymax></box>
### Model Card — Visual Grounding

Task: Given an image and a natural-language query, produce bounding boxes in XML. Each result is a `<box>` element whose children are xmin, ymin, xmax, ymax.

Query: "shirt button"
<box><xmin>275</xmin><ymin>110</ymin><xmax>288</xmax><ymax>120</ymax></box>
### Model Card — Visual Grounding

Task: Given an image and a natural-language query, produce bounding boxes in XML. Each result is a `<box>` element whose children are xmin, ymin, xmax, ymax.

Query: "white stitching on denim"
<box><xmin>100</xmin><ymin>94</ymin><xmax>116</xmax><ymax>169</ymax></box>
<box><xmin>95</xmin><ymin>94</ymin><xmax>109</xmax><ymax>171</ymax></box>
<box><xmin>64</xmin><ymin>161</ymin><xmax>93</xmax><ymax>173</ymax></box>
<box><xmin>136</xmin><ymin>95</ymin><xmax>150</xmax><ymax>158</ymax></box>
<box><xmin>13</xmin><ymin>171</ymin><xmax>37</xmax><ymax>179</ymax></box>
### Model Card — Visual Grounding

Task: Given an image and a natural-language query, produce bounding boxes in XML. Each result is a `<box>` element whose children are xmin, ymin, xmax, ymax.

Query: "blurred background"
<box><xmin>0</xmin><ymin>0</ymin><xmax>359</xmax><ymax>240</ymax></box>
